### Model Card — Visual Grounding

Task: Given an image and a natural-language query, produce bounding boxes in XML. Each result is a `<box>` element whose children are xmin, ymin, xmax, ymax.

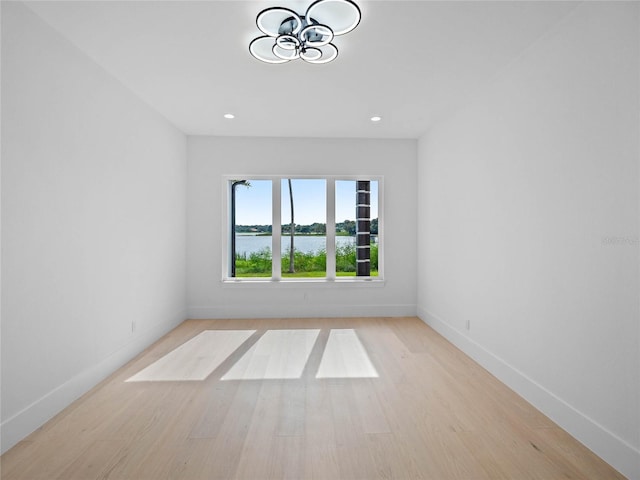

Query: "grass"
<box><xmin>235</xmin><ymin>271</ymin><xmax>379</xmax><ymax>279</ymax></box>
<box><xmin>234</xmin><ymin>244</ymin><xmax>379</xmax><ymax>278</ymax></box>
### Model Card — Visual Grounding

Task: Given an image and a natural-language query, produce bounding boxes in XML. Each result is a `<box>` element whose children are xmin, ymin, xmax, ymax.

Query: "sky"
<box><xmin>235</xmin><ymin>179</ymin><xmax>379</xmax><ymax>226</ymax></box>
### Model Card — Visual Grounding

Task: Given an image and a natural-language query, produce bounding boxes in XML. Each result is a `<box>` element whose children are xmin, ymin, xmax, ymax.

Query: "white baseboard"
<box><xmin>0</xmin><ymin>311</ymin><xmax>186</xmax><ymax>455</ymax></box>
<box><xmin>417</xmin><ymin>306</ymin><xmax>640</xmax><ymax>480</ymax></box>
<box><xmin>187</xmin><ymin>303</ymin><xmax>417</xmax><ymax>319</ymax></box>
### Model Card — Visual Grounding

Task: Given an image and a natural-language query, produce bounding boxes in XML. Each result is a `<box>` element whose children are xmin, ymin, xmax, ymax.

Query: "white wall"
<box><xmin>417</xmin><ymin>3</ymin><xmax>639</xmax><ymax>478</ymax></box>
<box><xmin>187</xmin><ymin>136</ymin><xmax>417</xmax><ymax>319</ymax></box>
<box><xmin>1</xmin><ymin>2</ymin><xmax>187</xmax><ymax>453</ymax></box>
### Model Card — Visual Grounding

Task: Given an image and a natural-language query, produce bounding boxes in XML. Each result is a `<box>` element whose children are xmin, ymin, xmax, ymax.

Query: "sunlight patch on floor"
<box><xmin>126</xmin><ymin>330</ymin><xmax>256</xmax><ymax>382</ymax></box>
<box><xmin>126</xmin><ymin>328</ymin><xmax>379</xmax><ymax>382</ymax></box>
<box><xmin>316</xmin><ymin>329</ymin><xmax>379</xmax><ymax>378</ymax></box>
<box><xmin>221</xmin><ymin>329</ymin><xmax>320</xmax><ymax>380</ymax></box>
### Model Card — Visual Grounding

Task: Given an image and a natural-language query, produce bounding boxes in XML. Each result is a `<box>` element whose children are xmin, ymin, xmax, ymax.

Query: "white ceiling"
<box><xmin>26</xmin><ymin>1</ymin><xmax>578</xmax><ymax>139</ymax></box>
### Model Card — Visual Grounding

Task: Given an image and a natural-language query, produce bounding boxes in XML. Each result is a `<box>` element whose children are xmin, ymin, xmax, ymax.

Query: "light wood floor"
<box><xmin>1</xmin><ymin>317</ymin><xmax>625</xmax><ymax>479</ymax></box>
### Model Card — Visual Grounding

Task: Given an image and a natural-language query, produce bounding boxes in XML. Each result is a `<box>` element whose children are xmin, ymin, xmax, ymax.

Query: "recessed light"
<box><xmin>224</xmin><ymin>113</ymin><xmax>235</xmax><ymax>119</ymax></box>
<box><xmin>370</xmin><ymin>116</ymin><xmax>382</xmax><ymax>122</ymax></box>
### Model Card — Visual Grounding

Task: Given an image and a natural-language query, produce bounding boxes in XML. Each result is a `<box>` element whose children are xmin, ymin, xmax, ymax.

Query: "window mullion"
<box><xmin>326</xmin><ymin>179</ymin><xmax>336</xmax><ymax>280</ymax></box>
<box><xmin>272</xmin><ymin>178</ymin><xmax>282</xmax><ymax>280</ymax></box>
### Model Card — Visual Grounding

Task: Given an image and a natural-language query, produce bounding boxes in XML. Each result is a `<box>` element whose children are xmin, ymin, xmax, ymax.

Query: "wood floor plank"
<box><xmin>276</xmin><ymin>380</ymin><xmax>306</xmax><ymax>437</ymax></box>
<box><xmin>189</xmin><ymin>380</ymin><xmax>243</xmax><ymax>439</ymax></box>
<box><xmin>0</xmin><ymin>317</ymin><xmax>626</xmax><ymax>480</ymax></box>
<box><xmin>349</xmin><ymin>379</ymin><xmax>391</xmax><ymax>435</ymax></box>
<box><xmin>193</xmin><ymin>380</ymin><xmax>265</xmax><ymax>479</ymax></box>
<box><xmin>267</xmin><ymin>435</ymin><xmax>306</xmax><ymax>480</ymax></box>
<box><xmin>327</xmin><ymin>383</ymin><xmax>378</xmax><ymax>479</ymax></box>
<box><xmin>233</xmin><ymin>380</ymin><xmax>282</xmax><ymax>479</ymax></box>
<box><xmin>303</xmin><ymin>377</ymin><xmax>341</xmax><ymax>480</ymax></box>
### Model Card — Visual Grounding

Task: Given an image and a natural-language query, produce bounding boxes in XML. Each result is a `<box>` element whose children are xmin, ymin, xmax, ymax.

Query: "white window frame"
<box><xmin>222</xmin><ymin>175</ymin><xmax>384</xmax><ymax>285</ymax></box>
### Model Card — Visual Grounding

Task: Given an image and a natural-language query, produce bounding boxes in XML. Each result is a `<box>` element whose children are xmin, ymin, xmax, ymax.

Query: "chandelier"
<box><xmin>249</xmin><ymin>0</ymin><xmax>361</xmax><ymax>64</ymax></box>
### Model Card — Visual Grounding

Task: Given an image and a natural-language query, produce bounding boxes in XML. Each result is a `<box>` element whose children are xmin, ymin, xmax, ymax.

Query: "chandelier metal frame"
<box><xmin>249</xmin><ymin>0</ymin><xmax>361</xmax><ymax>64</ymax></box>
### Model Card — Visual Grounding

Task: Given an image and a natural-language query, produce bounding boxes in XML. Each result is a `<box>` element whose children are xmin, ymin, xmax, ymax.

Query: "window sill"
<box><xmin>221</xmin><ymin>277</ymin><xmax>385</xmax><ymax>288</ymax></box>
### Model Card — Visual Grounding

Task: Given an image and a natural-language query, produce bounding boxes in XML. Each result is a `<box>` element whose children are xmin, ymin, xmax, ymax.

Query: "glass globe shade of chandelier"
<box><xmin>249</xmin><ymin>0</ymin><xmax>361</xmax><ymax>64</ymax></box>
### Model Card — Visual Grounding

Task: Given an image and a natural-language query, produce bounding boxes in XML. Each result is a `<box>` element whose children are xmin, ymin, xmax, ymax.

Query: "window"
<box><xmin>336</xmin><ymin>180</ymin><xmax>379</xmax><ymax>276</ymax></box>
<box><xmin>281</xmin><ymin>179</ymin><xmax>326</xmax><ymax>278</ymax></box>
<box><xmin>230</xmin><ymin>180</ymin><xmax>272</xmax><ymax>277</ymax></box>
<box><xmin>224</xmin><ymin>176</ymin><xmax>382</xmax><ymax>282</ymax></box>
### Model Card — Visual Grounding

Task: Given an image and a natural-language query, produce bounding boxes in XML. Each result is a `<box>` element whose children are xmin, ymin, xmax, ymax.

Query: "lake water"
<box><xmin>235</xmin><ymin>235</ymin><xmax>377</xmax><ymax>256</ymax></box>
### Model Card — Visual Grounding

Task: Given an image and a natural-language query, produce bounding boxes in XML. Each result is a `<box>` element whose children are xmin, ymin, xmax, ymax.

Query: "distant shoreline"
<box><xmin>237</xmin><ymin>232</ymin><xmax>377</xmax><ymax>237</ymax></box>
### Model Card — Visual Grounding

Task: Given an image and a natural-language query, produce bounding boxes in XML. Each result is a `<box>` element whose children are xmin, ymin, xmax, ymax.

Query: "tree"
<box><xmin>344</xmin><ymin>219</ymin><xmax>356</xmax><ymax>235</ymax></box>
<box><xmin>287</xmin><ymin>179</ymin><xmax>295</xmax><ymax>273</ymax></box>
<box><xmin>312</xmin><ymin>222</ymin><xmax>326</xmax><ymax>234</ymax></box>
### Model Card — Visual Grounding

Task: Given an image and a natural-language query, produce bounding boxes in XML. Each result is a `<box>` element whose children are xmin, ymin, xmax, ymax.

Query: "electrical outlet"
<box><xmin>465</xmin><ymin>320</ymin><xmax>470</xmax><ymax>331</ymax></box>
<box><xmin>131</xmin><ymin>321</ymin><xmax>136</xmax><ymax>333</ymax></box>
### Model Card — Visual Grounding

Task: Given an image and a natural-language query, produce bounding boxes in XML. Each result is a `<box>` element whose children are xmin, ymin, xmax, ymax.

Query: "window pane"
<box><xmin>232</xmin><ymin>180</ymin><xmax>272</xmax><ymax>277</ymax></box>
<box><xmin>335</xmin><ymin>180</ymin><xmax>378</xmax><ymax>276</ymax></box>
<box><xmin>281</xmin><ymin>179</ymin><xmax>327</xmax><ymax>278</ymax></box>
